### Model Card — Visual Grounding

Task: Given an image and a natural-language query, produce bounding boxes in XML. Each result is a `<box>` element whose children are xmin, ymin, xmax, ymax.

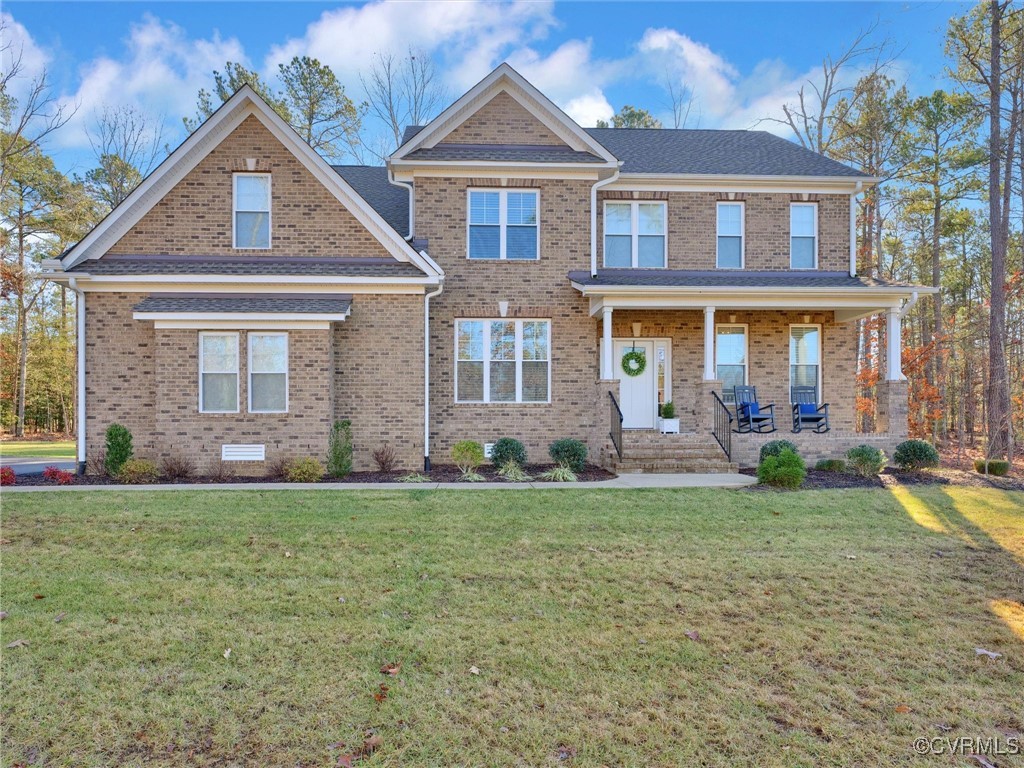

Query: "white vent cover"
<box><xmin>483</xmin><ymin>443</ymin><xmax>494</xmax><ymax>459</ymax></box>
<box><xmin>221</xmin><ymin>444</ymin><xmax>265</xmax><ymax>462</ymax></box>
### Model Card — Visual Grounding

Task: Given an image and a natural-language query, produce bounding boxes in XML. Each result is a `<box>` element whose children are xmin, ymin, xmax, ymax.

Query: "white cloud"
<box><xmin>563</xmin><ymin>91</ymin><xmax>614</xmax><ymax>127</ymax></box>
<box><xmin>638</xmin><ymin>27</ymin><xmax>739</xmax><ymax>120</ymax></box>
<box><xmin>1</xmin><ymin>11</ymin><xmax>53</xmax><ymax>95</ymax></box>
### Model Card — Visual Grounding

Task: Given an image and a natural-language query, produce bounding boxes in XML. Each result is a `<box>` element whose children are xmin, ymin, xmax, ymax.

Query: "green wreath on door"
<box><xmin>621</xmin><ymin>348</ymin><xmax>647</xmax><ymax>377</ymax></box>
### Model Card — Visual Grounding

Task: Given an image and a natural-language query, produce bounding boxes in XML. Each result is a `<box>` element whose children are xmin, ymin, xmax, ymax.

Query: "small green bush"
<box><xmin>285</xmin><ymin>457</ymin><xmax>325</xmax><ymax>483</ymax></box>
<box><xmin>117</xmin><ymin>458</ymin><xmax>158</xmax><ymax>484</ymax></box>
<box><xmin>757</xmin><ymin>449</ymin><xmax>806</xmax><ymax>489</ymax></box>
<box><xmin>491</xmin><ymin>437</ymin><xmax>527</xmax><ymax>468</ymax></box>
<box><xmin>893</xmin><ymin>439</ymin><xmax>940</xmax><ymax>471</ymax></box>
<box><xmin>846</xmin><ymin>444</ymin><xmax>886</xmax><ymax>477</ymax></box>
<box><xmin>452</xmin><ymin>441</ymin><xmax>485</xmax><ymax>474</ymax></box>
<box><xmin>660</xmin><ymin>401</ymin><xmax>676</xmax><ymax>419</ymax></box>
<box><xmin>549</xmin><ymin>438</ymin><xmax>588</xmax><ymax>472</ymax></box>
<box><xmin>104</xmin><ymin>423</ymin><xmax>134</xmax><ymax>476</ymax></box>
<box><xmin>974</xmin><ymin>459</ymin><xmax>1010</xmax><ymax>477</ymax></box>
<box><xmin>759</xmin><ymin>439</ymin><xmax>798</xmax><ymax>464</ymax></box>
<box><xmin>497</xmin><ymin>461</ymin><xmax>532</xmax><ymax>482</ymax></box>
<box><xmin>814</xmin><ymin>458</ymin><xmax>847</xmax><ymax>473</ymax></box>
<box><xmin>538</xmin><ymin>465</ymin><xmax>578</xmax><ymax>482</ymax></box>
<box><xmin>397</xmin><ymin>472</ymin><xmax>429</xmax><ymax>483</ymax></box>
<box><xmin>327</xmin><ymin>420</ymin><xmax>353</xmax><ymax>478</ymax></box>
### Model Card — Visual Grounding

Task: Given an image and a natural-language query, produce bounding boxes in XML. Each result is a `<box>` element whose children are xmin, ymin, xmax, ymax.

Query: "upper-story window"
<box><xmin>233</xmin><ymin>173</ymin><xmax>271</xmax><ymax>249</ymax></box>
<box><xmin>790</xmin><ymin>203</ymin><xmax>817</xmax><ymax>269</ymax></box>
<box><xmin>604</xmin><ymin>201</ymin><xmax>666</xmax><ymax>268</ymax></box>
<box><xmin>716</xmin><ymin>202</ymin><xmax>744</xmax><ymax>269</ymax></box>
<box><xmin>468</xmin><ymin>189</ymin><xmax>539</xmax><ymax>260</ymax></box>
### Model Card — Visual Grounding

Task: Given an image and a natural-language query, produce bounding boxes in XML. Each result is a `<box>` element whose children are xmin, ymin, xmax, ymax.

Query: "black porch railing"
<box><xmin>711</xmin><ymin>390</ymin><xmax>733</xmax><ymax>461</ymax></box>
<box><xmin>609</xmin><ymin>391</ymin><xmax>624</xmax><ymax>459</ymax></box>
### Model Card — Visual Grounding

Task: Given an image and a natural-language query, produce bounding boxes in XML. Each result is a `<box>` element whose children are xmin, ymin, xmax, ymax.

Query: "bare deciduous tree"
<box><xmin>361</xmin><ymin>49</ymin><xmax>447</xmax><ymax>161</ymax></box>
<box><xmin>85</xmin><ymin>105</ymin><xmax>166</xmax><ymax>209</ymax></box>
<box><xmin>662</xmin><ymin>73</ymin><xmax>698</xmax><ymax>129</ymax></box>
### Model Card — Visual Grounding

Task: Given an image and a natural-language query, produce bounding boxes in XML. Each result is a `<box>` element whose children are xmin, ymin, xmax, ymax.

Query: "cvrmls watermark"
<box><xmin>913</xmin><ymin>736</ymin><xmax>1021</xmax><ymax>756</ymax></box>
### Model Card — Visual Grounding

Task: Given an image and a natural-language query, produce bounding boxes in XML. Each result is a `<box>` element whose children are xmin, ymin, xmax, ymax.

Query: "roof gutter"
<box><xmin>591</xmin><ymin>167</ymin><xmax>621</xmax><ymax>277</ymax></box>
<box><xmin>387</xmin><ymin>167</ymin><xmax>415</xmax><ymax>240</ymax></box>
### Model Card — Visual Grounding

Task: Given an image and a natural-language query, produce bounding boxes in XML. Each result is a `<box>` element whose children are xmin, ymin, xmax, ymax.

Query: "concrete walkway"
<box><xmin>3</xmin><ymin>473</ymin><xmax>755</xmax><ymax>493</ymax></box>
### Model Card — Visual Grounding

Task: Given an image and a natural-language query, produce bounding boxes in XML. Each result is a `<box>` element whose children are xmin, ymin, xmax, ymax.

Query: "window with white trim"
<box><xmin>456</xmin><ymin>319</ymin><xmax>550</xmax><ymax>403</ymax></box>
<box><xmin>790</xmin><ymin>325</ymin><xmax>821</xmax><ymax>398</ymax></box>
<box><xmin>234</xmin><ymin>173</ymin><xmax>271</xmax><ymax>249</ymax></box>
<box><xmin>716</xmin><ymin>202</ymin><xmax>744</xmax><ymax>269</ymax></box>
<box><xmin>603</xmin><ymin>201</ymin><xmax>666</xmax><ymax>268</ymax></box>
<box><xmin>199</xmin><ymin>333</ymin><xmax>239</xmax><ymax>413</ymax></box>
<box><xmin>715</xmin><ymin>324</ymin><xmax>747</xmax><ymax>404</ymax></box>
<box><xmin>467</xmin><ymin>189</ymin><xmax>539</xmax><ymax>260</ymax></box>
<box><xmin>248</xmin><ymin>333</ymin><xmax>288</xmax><ymax>413</ymax></box>
<box><xmin>790</xmin><ymin>203</ymin><xmax>817</xmax><ymax>269</ymax></box>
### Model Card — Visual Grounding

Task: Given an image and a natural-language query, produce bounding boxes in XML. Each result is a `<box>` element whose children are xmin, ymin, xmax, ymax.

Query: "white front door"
<box><xmin>614</xmin><ymin>340</ymin><xmax>656</xmax><ymax>429</ymax></box>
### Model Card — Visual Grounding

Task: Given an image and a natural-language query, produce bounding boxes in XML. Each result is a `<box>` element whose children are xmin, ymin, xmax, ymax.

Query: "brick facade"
<box><xmin>441</xmin><ymin>92</ymin><xmax>567</xmax><ymax>146</ymax></box>
<box><xmin>108</xmin><ymin>115</ymin><xmax>393</xmax><ymax>258</ymax></box>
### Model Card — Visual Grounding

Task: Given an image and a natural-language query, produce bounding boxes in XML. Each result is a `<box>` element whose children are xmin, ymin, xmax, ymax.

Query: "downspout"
<box><xmin>388</xmin><ymin>168</ymin><xmax>415</xmax><ymax>240</ymax></box>
<box><xmin>68</xmin><ymin>276</ymin><xmax>86</xmax><ymax>475</ymax></box>
<box><xmin>423</xmin><ymin>276</ymin><xmax>444</xmax><ymax>472</ymax></box>
<box><xmin>897</xmin><ymin>290</ymin><xmax>920</xmax><ymax>320</ymax></box>
<box><xmin>849</xmin><ymin>181</ymin><xmax>863</xmax><ymax>277</ymax></box>
<box><xmin>591</xmin><ymin>166</ymin><xmax>621</xmax><ymax>277</ymax></box>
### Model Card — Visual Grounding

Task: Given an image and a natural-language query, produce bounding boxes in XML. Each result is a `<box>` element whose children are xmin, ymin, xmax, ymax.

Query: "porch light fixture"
<box><xmin>631</xmin><ymin>322</ymin><xmax>642</xmax><ymax>338</ymax></box>
<box><xmin>499</xmin><ymin>301</ymin><xmax>509</xmax><ymax>318</ymax></box>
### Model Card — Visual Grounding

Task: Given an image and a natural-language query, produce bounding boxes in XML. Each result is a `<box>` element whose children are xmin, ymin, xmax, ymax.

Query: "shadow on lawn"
<box><xmin>891</xmin><ymin>484</ymin><xmax>1024</xmax><ymax>643</ymax></box>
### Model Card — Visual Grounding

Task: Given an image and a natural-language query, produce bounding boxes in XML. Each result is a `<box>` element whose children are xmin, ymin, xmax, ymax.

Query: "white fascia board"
<box><xmin>390</xmin><ymin>63</ymin><xmax>616</xmax><ymax>163</ymax></box>
<box><xmin>149</xmin><ymin>319</ymin><xmax>333</xmax><ymax>330</ymax></box>
<box><xmin>611</xmin><ymin>173</ymin><xmax>877</xmax><ymax>193</ymax></box>
<box><xmin>571</xmin><ymin>282</ymin><xmax>936</xmax><ymax>297</ymax></box>
<box><xmin>585</xmin><ymin>294</ymin><xmax>905</xmax><ymax>317</ymax></box>
<box><xmin>395</xmin><ymin>167</ymin><xmax>609</xmax><ymax>182</ymax></box>
<box><xmin>390</xmin><ymin>158</ymin><xmax>616</xmax><ymax>171</ymax></box>
<box><xmin>43</xmin><ymin>274</ymin><xmax>436</xmax><ymax>294</ymax></box>
<box><xmin>135</xmin><ymin>311</ymin><xmax>349</xmax><ymax>323</ymax></box>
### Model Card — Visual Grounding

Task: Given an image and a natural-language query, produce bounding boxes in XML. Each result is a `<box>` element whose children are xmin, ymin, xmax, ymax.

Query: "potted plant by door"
<box><xmin>658</xmin><ymin>401</ymin><xmax>680</xmax><ymax>434</ymax></box>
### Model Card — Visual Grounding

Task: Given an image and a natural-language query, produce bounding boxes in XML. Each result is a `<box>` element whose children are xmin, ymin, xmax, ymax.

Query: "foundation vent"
<box><xmin>222</xmin><ymin>444</ymin><xmax>266</xmax><ymax>462</ymax></box>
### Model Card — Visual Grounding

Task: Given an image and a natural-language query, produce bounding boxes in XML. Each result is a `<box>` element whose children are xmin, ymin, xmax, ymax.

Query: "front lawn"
<box><xmin>0</xmin><ymin>440</ymin><xmax>75</xmax><ymax>459</ymax></box>
<box><xmin>2</xmin><ymin>487</ymin><xmax>1022</xmax><ymax>766</ymax></box>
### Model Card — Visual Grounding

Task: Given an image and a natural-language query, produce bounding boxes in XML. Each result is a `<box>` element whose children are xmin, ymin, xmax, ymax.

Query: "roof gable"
<box><xmin>62</xmin><ymin>86</ymin><xmax>441</xmax><ymax>277</ymax></box>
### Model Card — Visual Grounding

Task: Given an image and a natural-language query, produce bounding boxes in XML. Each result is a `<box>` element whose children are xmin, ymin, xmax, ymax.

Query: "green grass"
<box><xmin>2</xmin><ymin>487</ymin><xmax>1022</xmax><ymax>767</ymax></box>
<box><xmin>0</xmin><ymin>440</ymin><xmax>75</xmax><ymax>459</ymax></box>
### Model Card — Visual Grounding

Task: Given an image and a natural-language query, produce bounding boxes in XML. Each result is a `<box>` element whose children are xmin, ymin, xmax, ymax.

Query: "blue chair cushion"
<box><xmin>741</xmin><ymin>402</ymin><xmax>760</xmax><ymax>417</ymax></box>
<box><xmin>798</xmin><ymin>403</ymin><xmax>818</xmax><ymax>416</ymax></box>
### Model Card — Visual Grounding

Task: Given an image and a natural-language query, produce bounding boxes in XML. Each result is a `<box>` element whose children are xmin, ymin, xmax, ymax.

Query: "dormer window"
<box><xmin>468</xmin><ymin>189</ymin><xmax>539</xmax><ymax>260</ymax></box>
<box><xmin>233</xmin><ymin>173</ymin><xmax>271</xmax><ymax>249</ymax></box>
<box><xmin>603</xmin><ymin>201</ymin><xmax>666</xmax><ymax>268</ymax></box>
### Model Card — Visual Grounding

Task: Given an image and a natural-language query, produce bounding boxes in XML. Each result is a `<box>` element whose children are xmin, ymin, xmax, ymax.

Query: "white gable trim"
<box><xmin>61</xmin><ymin>86</ymin><xmax>443</xmax><ymax>279</ymax></box>
<box><xmin>391</xmin><ymin>63</ymin><xmax>617</xmax><ymax>164</ymax></box>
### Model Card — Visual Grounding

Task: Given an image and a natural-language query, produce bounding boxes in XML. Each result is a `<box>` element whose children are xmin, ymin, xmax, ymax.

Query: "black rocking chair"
<box><xmin>733</xmin><ymin>385</ymin><xmax>777</xmax><ymax>434</ymax></box>
<box><xmin>791</xmin><ymin>386</ymin><xmax>830</xmax><ymax>433</ymax></box>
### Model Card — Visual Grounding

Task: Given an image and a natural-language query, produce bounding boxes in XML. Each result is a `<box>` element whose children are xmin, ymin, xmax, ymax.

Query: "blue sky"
<box><xmin>3</xmin><ymin>1</ymin><xmax>969</xmax><ymax>174</ymax></box>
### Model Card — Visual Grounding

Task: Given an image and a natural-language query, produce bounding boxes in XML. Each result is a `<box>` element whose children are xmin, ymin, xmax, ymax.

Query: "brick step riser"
<box><xmin>613</xmin><ymin>464</ymin><xmax>739</xmax><ymax>474</ymax></box>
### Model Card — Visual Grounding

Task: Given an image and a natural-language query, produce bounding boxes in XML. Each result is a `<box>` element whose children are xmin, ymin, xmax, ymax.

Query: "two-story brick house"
<box><xmin>44</xmin><ymin>64</ymin><xmax>933</xmax><ymax>474</ymax></box>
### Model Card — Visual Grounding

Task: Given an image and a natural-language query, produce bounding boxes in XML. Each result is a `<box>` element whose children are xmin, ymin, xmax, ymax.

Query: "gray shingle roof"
<box><xmin>568</xmin><ymin>269</ymin><xmax>912</xmax><ymax>289</ymax></box>
<box><xmin>69</xmin><ymin>256</ymin><xmax>426</xmax><ymax>278</ymax></box>
<box><xmin>332</xmin><ymin>165</ymin><xmax>409</xmax><ymax>235</ymax></box>
<box><xmin>134</xmin><ymin>293</ymin><xmax>352</xmax><ymax>315</ymax></box>
<box><xmin>399</xmin><ymin>124</ymin><xmax>867</xmax><ymax>178</ymax></box>
<box><xmin>404</xmin><ymin>144</ymin><xmax>606</xmax><ymax>164</ymax></box>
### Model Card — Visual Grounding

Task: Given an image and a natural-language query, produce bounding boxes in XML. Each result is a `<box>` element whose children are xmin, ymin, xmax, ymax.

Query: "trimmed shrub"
<box><xmin>104</xmin><ymin>424</ymin><xmax>133</xmax><ymax>476</ymax></box>
<box><xmin>327</xmin><ymin>420</ymin><xmax>353</xmax><ymax>478</ymax></box>
<box><xmin>814</xmin><ymin>458</ymin><xmax>847</xmax><ymax>473</ymax></box>
<box><xmin>846</xmin><ymin>444</ymin><xmax>886</xmax><ymax>477</ymax></box>
<box><xmin>660</xmin><ymin>401</ymin><xmax>676</xmax><ymax>419</ymax></box>
<box><xmin>265</xmin><ymin>455</ymin><xmax>290</xmax><ymax>480</ymax></box>
<box><xmin>974</xmin><ymin>459</ymin><xmax>1010</xmax><ymax>477</ymax></box>
<box><xmin>538</xmin><ymin>465</ymin><xmax>578</xmax><ymax>482</ymax></box>
<box><xmin>759</xmin><ymin>439</ymin><xmax>799</xmax><ymax>464</ymax></box>
<box><xmin>757</xmin><ymin>448</ymin><xmax>806</xmax><ymax>489</ymax></box>
<box><xmin>491</xmin><ymin>437</ymin><xmax>527</xmax><ymax>468</ymax></box>
<box><xmin>160</xmin><ymin>453</ymin><xmax>197</xmax><ymax>480</ymax></box>
<box><xmin>497</xmin><ymin>461</ymin><xmax>532</xmax><ymax>482</ymax></box>
<box><xmin>0</xmin><ymin>466</ymin><xmax>15</xmax><ymax>486</ymax></box>
<box><xmin>43</xmin><ymin>466</ymin><xmax>76</xmax><ymax>485</ymax></box>
<box><xmin>452</xmin><ymin>441</ymin><xmax>485</xmax><ymax>474</ymax></box>
<box><xmin>373</xmin><ymin>442</ymin><xmax>398</xmax><ymax>473</ymax></box>
<box><xmin>117</xmin><ymin>458</ymin><xmax>159</xmax><ymax>484</ymax></box>
<box><xmin>397</xmin><ymin>472</ymin><xmax>430</xmax><ymax>483</ymax></box>
<box><xmin>285</xmin><ymin>457</ymin><xmax>325</xmax><ymax>483</ymax></box>
<box><xmin>549</xmin><ymin>438</ymin><xmax>588</xmax><ymax>472</ymax></box>
<box><xmin>893</xmin><ymin>439</ymin><xmax>939</xmax><ymax>471</ymax></box>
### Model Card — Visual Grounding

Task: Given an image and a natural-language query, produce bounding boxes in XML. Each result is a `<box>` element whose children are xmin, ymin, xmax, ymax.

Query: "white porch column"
<box><xmin>703</xmin><ymin>306</ymin><xmax>716</xmax><ymax>380</ymax></box>
<box><xmin>601</xmin><ymin>306</ymin><xmax>614</xmax><ymax>380</ymax></box>
<box><xmin>886</xmin><ymin>307</ymin><xmax>903</xmax><ymax>381</ymax></box>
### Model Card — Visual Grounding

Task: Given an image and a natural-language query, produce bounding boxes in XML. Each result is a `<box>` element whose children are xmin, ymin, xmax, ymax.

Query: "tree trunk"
<box><xmin>931</xmin><ymin>186</ymin><xmax>944</xmax><ymax>442</ymax></box>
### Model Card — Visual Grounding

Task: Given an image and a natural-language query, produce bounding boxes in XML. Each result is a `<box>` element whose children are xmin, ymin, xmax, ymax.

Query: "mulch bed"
<box><xmin>739</xmin><ymin>466</ymin><xmax>1024</xmax><ymax>492</ymax></box>
<box><xmin>8</xmin><ymin>463</ymin><xmax>615</xmax><ymax>487</ymax></box>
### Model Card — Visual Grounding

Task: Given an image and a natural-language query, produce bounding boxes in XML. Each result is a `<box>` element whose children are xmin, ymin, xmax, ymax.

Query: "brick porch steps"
<box><xmin>608</xmin><ymin>431</ymin><xmax>738</xmax><ymax>474</ymax></box>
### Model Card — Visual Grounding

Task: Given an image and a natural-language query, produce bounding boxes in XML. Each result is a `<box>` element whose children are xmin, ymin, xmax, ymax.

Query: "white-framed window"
<box><xmin>248</xmin><ymin>333</ymin><xmax>288</xmax><ymax>413</ymax></box>
<box><xmin>789</xmin><ymin>324</ymin><xmax>821</xmax><ymax>399</ymax></box>
<box><xmin>455</xmin><ymin>319</ymin><xmax>550</xmax><ymax>403</ymax></box>
<box><xmin>715</xmin><ymin>324</ymin><xmax>748</xmax><ymax>404</ymax></box>
<box><xmin>233</xmin><ymin>173</ymin><xmax>271</xmax><ymax>249</ymax></box>
<box><xmin>716</xmin><ymin>202</ymin><xmax>744</xmax><ymax>269</ymax></box>
<box><xmin>790</xmin><ymin>203</ymin><xmax>817</xmax><ymax>269</ymax></box>
<box><xmin>603</xmin><ymin>201</ymin><xmax>667</xmax><ymax>268</ymax></box>
<box><xmin>199</xmin><ymin>332</ymin><xmax>239</xmax><ymax>413</ymax></box>
<box><xmin>467</xmin><ymin>189</ymin><xmax>539</xmax><ymax>260</ymax></box>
